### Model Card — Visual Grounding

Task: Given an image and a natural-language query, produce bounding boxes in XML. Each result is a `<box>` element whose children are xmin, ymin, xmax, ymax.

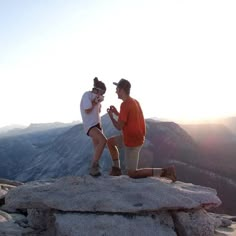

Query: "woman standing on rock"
<box><xmin>80</xmin><ymin>77</ymin><xmax>107</xmax><ymax>177</ymax></box>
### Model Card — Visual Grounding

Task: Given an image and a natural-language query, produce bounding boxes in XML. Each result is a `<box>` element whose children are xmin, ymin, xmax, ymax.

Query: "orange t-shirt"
<box><xmin>119</xmin><ymin>97</ymin><xmax>146</xmax><ymax>147</ymax></box>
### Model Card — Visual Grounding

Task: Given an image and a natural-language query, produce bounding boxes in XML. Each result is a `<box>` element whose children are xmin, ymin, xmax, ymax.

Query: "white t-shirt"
<box><xmin>80</xmin><ymin>91</ymin><xmax>102</xmax><ymax>134</ymax></box>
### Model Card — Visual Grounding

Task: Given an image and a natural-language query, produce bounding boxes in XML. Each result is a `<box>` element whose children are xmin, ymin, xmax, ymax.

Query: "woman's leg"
<box><xmin>88</xmin><ymin>127</ymin><xmax>107</xmax><ymax>176</ymax></box>
<box><xmin>89</xmin><ymin>127</ymin><xmax>107</xmax><ymax>163</ymax></box>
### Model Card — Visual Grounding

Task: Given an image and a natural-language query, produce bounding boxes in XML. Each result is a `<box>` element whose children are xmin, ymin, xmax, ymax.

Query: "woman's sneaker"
<box><xmin>109</xmin><ymin>166</ymin><xmax>122</xmax><ymax>176</ymax></box>
<box><xmin>89</xmin><ymin>162</ymin><xmax>101</xmax><ymax>177</ymax></box>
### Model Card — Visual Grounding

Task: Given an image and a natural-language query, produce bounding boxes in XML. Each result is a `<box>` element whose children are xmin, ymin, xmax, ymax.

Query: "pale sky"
<box><xmin>0</xmin><ymin>0</ymin><xmax>236</xmax><ymax>128</ymax></box>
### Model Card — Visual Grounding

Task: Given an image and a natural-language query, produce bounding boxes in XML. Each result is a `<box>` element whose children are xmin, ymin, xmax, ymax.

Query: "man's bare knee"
<box><xmin>102</xmin><ymin>136</ymin><xmax>107</xmax><ymax>144</ymax></box>
<box><xmin>107</xmin><ymin>137</ymin><xmax>115</xmax><ymax>145</ymax></box>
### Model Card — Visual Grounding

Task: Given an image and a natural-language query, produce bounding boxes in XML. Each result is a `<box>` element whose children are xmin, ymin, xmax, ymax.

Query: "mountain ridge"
<box><xmin>0</xmin><ymin>115</ymin><xmax>236</xmax><ymax>215</ymax></box>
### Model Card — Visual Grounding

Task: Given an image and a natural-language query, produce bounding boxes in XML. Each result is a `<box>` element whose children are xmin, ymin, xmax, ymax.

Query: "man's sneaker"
<box><xmin>109</xmin><ymin>166</ymin><xmax>122</xmax><ymax>176</ymax></box>
<box><xmin>89</xmin><ymin>162</ymin><xmax>101</xmax><ymax>177</ymax></box>
<box><xmin>161</xmin><ymin>166</ymin><xmax>177</xmax><ymax>182</ymax></box>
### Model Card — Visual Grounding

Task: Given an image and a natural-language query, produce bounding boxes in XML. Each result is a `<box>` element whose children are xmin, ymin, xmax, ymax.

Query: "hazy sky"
<box><xmin>0</xmin><ymin>0</ymin><xmax>235</xmax><ymax>128</ymax></box>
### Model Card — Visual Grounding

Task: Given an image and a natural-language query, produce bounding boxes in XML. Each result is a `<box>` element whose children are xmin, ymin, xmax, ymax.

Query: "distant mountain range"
<box><xmin>0</xmin><ymin>115</ymin><xmax>236</xmax><ymax>215</ymax></box>
<box><xmin>0</xmin><ymin>121</ymin><xmax>80</xmax><ymax>137</ymax></box>
<box><xmin>0</xmin><ymin>124</ymin><xmax>26</xmax><ymax>134</ymax></box>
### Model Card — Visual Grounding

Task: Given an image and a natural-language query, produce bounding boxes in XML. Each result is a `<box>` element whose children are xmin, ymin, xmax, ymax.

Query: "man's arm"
<box><xmin>109</xmin><ymin>116</ymin><xmax>124</xmax><ymax>130</ymax></box>
<box><xmin>107</xmin><ymin>107</ymin><xmax>124</xmax><ymax>130</ymax></box>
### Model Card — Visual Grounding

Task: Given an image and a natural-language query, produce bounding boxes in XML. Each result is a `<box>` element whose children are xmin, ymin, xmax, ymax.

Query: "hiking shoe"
<box><xmin>109</xmin><ymin>166</ymin><xmax>122</xmax><ymax>176</ymax></box>
<box><xmin>161</xmin><ymin>166</ymin><xmax>177</xmax><ymax>182</ymax></box>
<box><xmin>89</xmin><ymin>162</ymin><xmax>101</xmax><ymax>177</ymax></box>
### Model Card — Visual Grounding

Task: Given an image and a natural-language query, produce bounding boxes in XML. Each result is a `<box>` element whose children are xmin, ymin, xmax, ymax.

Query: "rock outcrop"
<box><xmin>0</xmin><ymin>176</ymin><xmax>235</xmax><ymax>236</ymax></box>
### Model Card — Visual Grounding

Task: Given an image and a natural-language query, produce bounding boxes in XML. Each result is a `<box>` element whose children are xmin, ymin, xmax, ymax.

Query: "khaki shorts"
<box><xmin>114</xmin><ymin>135</ymin><xmax>142</xmax><ymax>171</ymax></box>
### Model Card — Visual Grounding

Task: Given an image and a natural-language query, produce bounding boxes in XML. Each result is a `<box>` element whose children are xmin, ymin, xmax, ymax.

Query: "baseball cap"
<box><xmin>113</xmin><ymin>79</ymin><xmax>131</xmax><ymax>90</ymax></box>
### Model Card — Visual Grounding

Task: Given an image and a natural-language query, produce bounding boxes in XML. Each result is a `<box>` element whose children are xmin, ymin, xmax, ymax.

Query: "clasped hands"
<box><xmin>92</xmin><ymin>95</ymin><xmax>104</xmax><ymax>105</ymax></box>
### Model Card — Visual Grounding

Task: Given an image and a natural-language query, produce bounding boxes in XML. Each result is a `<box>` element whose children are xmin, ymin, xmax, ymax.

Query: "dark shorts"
<box><xmin>87</xmin><ymin>123</ymin><xmax>102</xmax><ymax>136</ymax></box>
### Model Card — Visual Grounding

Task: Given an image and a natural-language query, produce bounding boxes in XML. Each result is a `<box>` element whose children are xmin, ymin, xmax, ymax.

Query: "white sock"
<box><xmin>113</xmin><ymin>159</ymin><xmax>120</xmax><ymax>168</ymax></box>
<box><xmin>153</xmin><ymin>168</ymin><xmax>163</xmax><ymax>177</ymax></box>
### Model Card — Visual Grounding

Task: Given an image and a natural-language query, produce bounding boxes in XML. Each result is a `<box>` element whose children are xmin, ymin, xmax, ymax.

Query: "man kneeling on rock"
<box><xmin>107</xmin><ymin>78</ymin><xmax>176</xmax><ymax>182</ymax></box>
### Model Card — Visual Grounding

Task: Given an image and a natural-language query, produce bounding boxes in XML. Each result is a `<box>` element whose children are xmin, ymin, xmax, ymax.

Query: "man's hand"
<box><xmin>107</xmin><ymin>106</ymin><xmax>122</xmax><ymax>130</ymax></box>
<box><xmin>107</xmin><ymin>107</ymin><xmax>113</xmax><ymax>118</ymax></box>
<box><xmin>108</xmin><ymin>105</ymin><xmax>119</xmax><ymax>116</ymax></box>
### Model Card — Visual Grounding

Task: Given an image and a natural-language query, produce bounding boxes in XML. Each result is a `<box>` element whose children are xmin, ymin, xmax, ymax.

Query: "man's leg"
<box><xmin>127</xmin><ymin>166</ymin><xmax>176</xmax><ymax>180</ymax></box>
<box><xmin>128</xmin><ymin>167</ymin><xmax>176</xmax><ymax>182</ymax></box>
<box><xmin>125</xmin><ymin>145</ymin><xmax>153</xmax><ymax>178</ymax></box>
<box><xmin>107</xmin><ymin>135</ymin><xmax>123</xmax><ymax>176</ymax></box>
<box><xmin>125</xmin><ymin>146</ymin><xmax>176</xmax><ymax>182</ymax></box>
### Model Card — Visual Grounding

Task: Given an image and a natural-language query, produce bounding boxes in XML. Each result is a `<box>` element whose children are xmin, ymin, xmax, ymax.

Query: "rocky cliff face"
<box><xmin>1</xmin><ymin>176</ymin><xmax>235</xmax><ymax>236</ymax></box>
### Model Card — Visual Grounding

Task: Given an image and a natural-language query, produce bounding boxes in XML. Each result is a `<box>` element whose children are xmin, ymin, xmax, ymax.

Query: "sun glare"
<box><xmin>0</xmin><ymin>1</ymin><xmax>235</xmax><ymax>128</ymax></box>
